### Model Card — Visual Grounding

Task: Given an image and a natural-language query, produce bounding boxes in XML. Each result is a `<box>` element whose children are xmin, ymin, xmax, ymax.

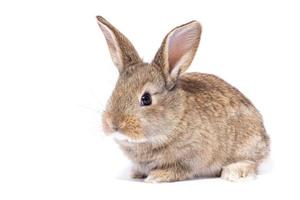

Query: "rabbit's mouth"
<box><xmin>111</xmin><ymin>132</ymin><xmax>148</xmax><ymax>143</ymax></box>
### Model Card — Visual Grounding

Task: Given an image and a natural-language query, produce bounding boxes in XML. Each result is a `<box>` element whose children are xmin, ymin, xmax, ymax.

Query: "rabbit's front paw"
<box><xmin>145</xmin><ymin>169</ymin><xmax>184</xmax><ymax>183</ymax></box>
<box><xmin>221</xmin><ymin>160</ymin><xmax>256</xmax><ymax>182</ymax></box>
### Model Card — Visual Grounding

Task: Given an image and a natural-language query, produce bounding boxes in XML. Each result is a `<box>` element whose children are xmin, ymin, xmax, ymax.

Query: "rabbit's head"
<box><xmin>97</xmin><ymin>16</ymin><xmax>201</xmax><ymax>143</ymax></box>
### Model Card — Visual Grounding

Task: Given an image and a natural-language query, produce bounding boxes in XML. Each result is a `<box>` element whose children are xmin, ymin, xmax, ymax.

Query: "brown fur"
<box><xmin>97</xmin><ymin>16</ymin><xmax>270</xmax><ymax>182</ymax></box>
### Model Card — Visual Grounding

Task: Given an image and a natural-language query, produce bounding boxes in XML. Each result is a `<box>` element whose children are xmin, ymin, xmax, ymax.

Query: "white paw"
<box><xmin>221</xmin><ymin>169</ymin><xmax>241</xmax><ymax>181</ymax></box>
<box><xmin>144</xmin><ymin>175</ymin><xmax>161</xmax><ymax>183</ymax></box>
<box><xmin>221</xmin><ymin>167</ymin><xmax>256</xmax><ymax>182</ymax></box>
<box><xmin>221</xmin><ymin>161</ymin><xmax>256</xmax><ymax>182</ymax></box>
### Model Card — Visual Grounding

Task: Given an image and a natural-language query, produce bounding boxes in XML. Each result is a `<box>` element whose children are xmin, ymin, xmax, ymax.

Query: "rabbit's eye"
<box><xmin>140</xmin><ymin>92</ymin><xmax>152</xmax><ymax>106</ymax></box>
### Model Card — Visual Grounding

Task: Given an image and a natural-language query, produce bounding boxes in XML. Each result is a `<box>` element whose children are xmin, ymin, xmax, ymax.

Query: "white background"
<box><xmin>0</xmin><ymin>0</ymin><xmax>300</xmax><ymax>199</ymax></box>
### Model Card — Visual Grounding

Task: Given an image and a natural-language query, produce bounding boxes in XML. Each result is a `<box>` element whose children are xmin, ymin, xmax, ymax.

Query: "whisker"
<box><xmin>77</xmin><ymin>104</ymin><xmax>102</xmax><ymax>113</ymax></box>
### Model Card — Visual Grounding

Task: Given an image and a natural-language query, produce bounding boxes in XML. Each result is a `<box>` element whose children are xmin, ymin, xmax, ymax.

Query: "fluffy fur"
<box><xmin>97</xmin><ymin>16</ymin><xmax>270</xmax><ymax>183</ymax></box>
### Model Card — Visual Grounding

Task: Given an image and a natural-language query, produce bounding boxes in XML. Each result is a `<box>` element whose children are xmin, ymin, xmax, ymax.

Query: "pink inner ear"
<box><xmin>98</xmin><ymin>23</ymin><xmax>124</xmax><ymax>68</ymax></box>
<box><xmin>100</xmin><ymin>24</ymin><xmax>117</xmax><ymax>52</ymax></box>
<box><xmin>168</xmin><ymin>26</ymin><xmax>199</xmax><ymax>71</ymax></box>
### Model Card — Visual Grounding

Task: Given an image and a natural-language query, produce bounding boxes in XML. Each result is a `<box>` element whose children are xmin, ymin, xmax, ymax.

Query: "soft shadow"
<box><xmin>258</xmin><ymin>156</ymin><xmax>274</xmax><ymax>174</ymax></box>
<box><xmin>116</xmin><ymin>164</ymin><xmax>144</xmax><ymax>182</ymax></box>
<box><xmin>116</xmin><ymin>165</ymin><xmax>220</xmax><ymax>183</ymax></box>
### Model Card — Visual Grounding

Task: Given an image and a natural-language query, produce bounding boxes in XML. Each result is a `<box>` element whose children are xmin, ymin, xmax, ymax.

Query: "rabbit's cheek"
<box><xmin>121</xmin><ymin>116</ymin><xmax>145</xmax><ymax>140</ymax></box>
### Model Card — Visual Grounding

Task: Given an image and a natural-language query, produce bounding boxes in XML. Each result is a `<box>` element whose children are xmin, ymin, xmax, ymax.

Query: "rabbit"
<box><xmin>97</xmin><ymin>16</ymin><xmax>270</xmax><ymax>183</ymax></box>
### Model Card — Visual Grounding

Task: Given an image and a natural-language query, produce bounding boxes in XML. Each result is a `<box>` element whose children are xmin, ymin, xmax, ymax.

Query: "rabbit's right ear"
<box><xmin>96</xmin><ymin>16</ymin><xmax>142</xmax><ymax>73</ymax></box>
<box><xmin>152</xmin><ymin>21</ymin><xmax>201</xmax><ymax>90</ymax></box>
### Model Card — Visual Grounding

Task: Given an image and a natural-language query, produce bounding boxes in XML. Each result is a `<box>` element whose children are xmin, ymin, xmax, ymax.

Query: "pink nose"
<box><xmin>102</xmin><ymin>113</ymin><xmax>114</xmax><ymax>133</ymax></box>
<box><xmin>102</xmin><ymin>112</ymin><xmax>125</xmax><ymax>133</ymax></box>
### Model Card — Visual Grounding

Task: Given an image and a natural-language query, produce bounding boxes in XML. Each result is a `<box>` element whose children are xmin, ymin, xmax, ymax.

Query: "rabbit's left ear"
<box><xmin>96</xmin><ymin>16</ymin><xmax>142</xmax><ymax>73</ymax></box>
<box><xmin>152</xmin><ymin>21</ymin><xmax>201</xmax><ymax>90</ymax></box>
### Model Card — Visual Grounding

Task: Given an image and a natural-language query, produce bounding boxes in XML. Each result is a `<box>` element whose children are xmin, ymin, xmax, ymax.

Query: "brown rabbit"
<box><xmin>97</xmin><ymin>16</ymin><xmax>270</xmax><ymax>182</ymax></box>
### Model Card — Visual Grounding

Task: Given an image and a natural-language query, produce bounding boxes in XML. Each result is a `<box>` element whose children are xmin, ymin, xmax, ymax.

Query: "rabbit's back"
<box><xmin>178</xmin><ymin>72</ymin><xmax>270</xmax><ymax>163</ymax></box>
<box><xmin>178</xmin><ymin>72</ymin><xmax>252</xmax><ymax>107</ymax></box>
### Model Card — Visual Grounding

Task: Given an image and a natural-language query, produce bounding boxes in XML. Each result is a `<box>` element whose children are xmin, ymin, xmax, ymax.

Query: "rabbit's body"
<box><xmin>116</xmin><ymin>72</ymin><xmax>269</xmax><ymax>181</ymax></box>
<box><xmin>97</xmin><ymin>16</ymin><xmax>270</xmax><ymax>182</ymax></box>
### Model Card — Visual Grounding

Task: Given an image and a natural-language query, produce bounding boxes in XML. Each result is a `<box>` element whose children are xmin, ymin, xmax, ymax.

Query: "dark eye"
<box><xmin>140</xmin><ymin>92</ymin><xmax>152</xmax><ymax>106</ymax></box>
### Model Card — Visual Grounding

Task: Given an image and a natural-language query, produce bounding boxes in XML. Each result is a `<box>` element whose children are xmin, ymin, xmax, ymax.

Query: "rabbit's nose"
<box><xmin>111</xmin><ymin>125</ymin><xmax>119</xmax><ymax>132</ymax></box>
<box><xmin>112</xmin><ymin>120</ymin><xmax>126</xmax><ymax>130</ymax></box>
<box><xmin>102</xmin><ymin>114</ymin><xmax>117</xmax><ymax>133</ymax></box>
<box><xmin>107</xmin><ymin>118</ymin><xmax>121</xmax><ymax>132</ymax></box>
<box><xmin>111</xmin><ymin>119</ymin><xmax>126</xmax><ymax>132</ymax></box>
<box><xmin>103</xmin><ymin>111</ymin><xmax>126</xmax><ymax>132</ymax></box>
<box><xmin>106</xmin><ymin>118</ymin><xmax>118</xmax><ymax>132</ymax></box>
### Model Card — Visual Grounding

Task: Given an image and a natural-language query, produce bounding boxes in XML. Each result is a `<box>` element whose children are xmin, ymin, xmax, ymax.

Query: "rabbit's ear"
<box><xmin>96</xmin><ymin>16</ymin><xmax>142</xmax><ymax>73</ymax></box>
<box><xmin>153</xmin><ymin>21</ymin><xmax>201</xmax><ymax>90</ymax></box>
